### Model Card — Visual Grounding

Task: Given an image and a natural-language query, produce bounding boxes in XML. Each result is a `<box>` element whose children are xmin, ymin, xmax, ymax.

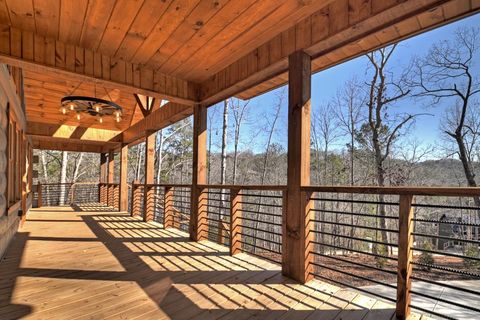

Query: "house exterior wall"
<box><xmin>0</xmin><ymin>64</ymin><xmax>28</xmax><ymax>260</ymax></box>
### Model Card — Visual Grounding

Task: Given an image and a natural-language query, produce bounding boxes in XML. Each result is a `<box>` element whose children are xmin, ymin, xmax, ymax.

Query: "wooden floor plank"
<box><xmin>0</xmin><ymin>205</ymin><xmax>399</xmax><ymax>319</ymax></box>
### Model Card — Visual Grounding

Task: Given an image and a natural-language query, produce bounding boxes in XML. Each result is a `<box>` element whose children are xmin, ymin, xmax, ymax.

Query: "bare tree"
<box><xmin>155</xmin><ymin>130</ymin><xmax>164</xmax><ymax>184</ymax></box>
<box><xmin>253</xmin><ymin>89</ymin><xmax>284</xmax><ymax>251</ymax></box>
<box><xmin>358</xmin><ymin>45</ymin><xmax>416</xmax><ymax>253</ymax></box>
<box><xmin>231</xmin><ymin>99</ymin><xmax>250</xmax><ymax>185</ymax></box>
<box><xmin>312</xmin><ymin>103</ymin><xmax>342</xmax><ymax>185</ymax></box>
<box><xmin>332</xmin><ymin>78</ymin><xmax>365</xmax><ymax>250</ymax></box>
<box><xmin>207</xmin><ymin>106</ymin><xmax>218</xmax><ymax>184</ymax></box>
<box><xmin>412</xmin><ymin>27</ymin><xmax>480</xmax><ymax>209</ymax></box>
<box><xmin>220</xmin><ymin>99</ymin><xmax>229</xmax><ymax>185</ymax></box>
<box><xmin>333</xmin><ymin>78</ymin><xmax>365</xmax><ymax>186</ymax></box>
<box><xmin>59</xmin><ymin>151</ymin><xmax>68</xmax><ymax>204</ymax></box>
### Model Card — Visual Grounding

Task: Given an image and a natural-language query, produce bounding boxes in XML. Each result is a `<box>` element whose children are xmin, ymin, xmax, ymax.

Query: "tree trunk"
<box><xmin>41</xmin><ymin>151</ymin><xmax>49</xmax><ymax>205</ymax></box>
<box><xmin>455</xmin><ymin>133</ymin><xmax>480</xmax><ymax>210</ymax></box>
<box><xmin>220</xmin><ymin>99</ymin><xmax>228</xmax><ymax>185</ymax></box>
<box><xmin>72</xmin><ymin>153</ymin><xmax>83</xmax><ymax>182</ymax></box>
<box><xmin>59</xmin><ymin>151</ymin><xmax>68</xmax><ymax>205</ymax></box>
<box><xmin>219</xmin><ymin>99</ymin><xmax>229</xmax><ymax>243</ymax></box>
<box><xmin>135</xmin><ymin>146</ymin><xmax>142</xmax><ymax>182</ymax></box>
<box><xmin>156</xmin><ymin>130</ymin><xmax>164</xmax><ymax>184</ymax></box>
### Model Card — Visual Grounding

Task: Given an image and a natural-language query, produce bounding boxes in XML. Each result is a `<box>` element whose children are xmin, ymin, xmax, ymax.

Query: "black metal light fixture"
<box><xmin>60</xmin><ymin>96</ymin><xmax>123</xmax><ymax>123</ymax></box>
<box><xmin>60</xmin><ymin>82</ymin><xmax>123</xmax><ymax>124</ymax></box>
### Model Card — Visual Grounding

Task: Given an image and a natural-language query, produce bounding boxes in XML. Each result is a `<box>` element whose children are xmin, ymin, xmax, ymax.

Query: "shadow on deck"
<box><xmin>0</xmin><ymin>204</ymin><xmax>399</xmax><ymax>320</ymax></box>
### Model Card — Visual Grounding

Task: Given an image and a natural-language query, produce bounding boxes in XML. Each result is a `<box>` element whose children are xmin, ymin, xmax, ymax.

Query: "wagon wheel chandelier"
<box><xmin>60</xmin><ymin>81</ymin><xmax>123</xmax><ymax>124</ymax></box>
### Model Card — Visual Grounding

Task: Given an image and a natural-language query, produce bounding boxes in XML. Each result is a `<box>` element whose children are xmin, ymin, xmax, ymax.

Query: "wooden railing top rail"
<box><xmin>301</xmin><ymin>185</ymin><xmax>480</xmax><ymax>197</ymax></box>
<box><xmin>129</xmin><ymin>183</ymin><xmax>480</xmax><ymax>196</ymax></box>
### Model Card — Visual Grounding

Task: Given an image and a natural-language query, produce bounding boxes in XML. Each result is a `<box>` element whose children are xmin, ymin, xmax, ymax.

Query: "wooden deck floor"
<box><xmin>0</xmin><ymin>205</ymin><xmax>403</xmax><ymax>320</ymax></box>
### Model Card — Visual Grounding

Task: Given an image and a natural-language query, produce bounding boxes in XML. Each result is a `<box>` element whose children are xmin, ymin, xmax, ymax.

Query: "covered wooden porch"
<box><xmin>0</xmin><ymin>206</ymin><xmax>412</xmax><ymax>320</ymax></box>
<box><xmin>0</xmin><ymin>0</ymin><xmax>479</xmax><ymax>319</ymax></box>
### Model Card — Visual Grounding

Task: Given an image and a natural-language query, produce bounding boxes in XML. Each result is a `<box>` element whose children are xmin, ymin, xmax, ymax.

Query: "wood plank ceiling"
<box><xmin>0</xmin><ymin>0</ymin><xmax>331</xmax><ymax>132</ymax></box>
<box><xmin>0</xmin><ymin>0</ymin><xmax>478</xmax><ymax>137</ymax></box>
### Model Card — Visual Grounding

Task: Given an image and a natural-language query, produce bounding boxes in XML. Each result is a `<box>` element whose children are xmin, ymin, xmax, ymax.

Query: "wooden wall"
<box><xmin>0</xmin><ymin>64</ymin><xmax>29</xmax><ymax>259</ymax></box>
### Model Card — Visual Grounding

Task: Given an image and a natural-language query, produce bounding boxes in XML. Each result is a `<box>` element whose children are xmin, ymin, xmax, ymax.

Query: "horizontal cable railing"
<box><xmin>203</xmin><ymin>187</ymin><xmax>231</xmax><ymax>245</ymax></box>
<box><xmin>409</xmin><ymin>195</ymin><xmax>480</xmax><ymax>319</ymax></box>
<box><xmin>168</xmin><ymin>185</ymin><xmax>191</xmax><ymax>233</ymax></box>
<box><xmin>302</xmin><ymin>186</ymin><xmax>480</xmax><ymax>320</ymax></box>
<box><xmin>198</xmin><ymin>184</ymin><xmax>285</xmax><ymax>263</ymax></box>
<box><xmin>130</xmin><ymin>183</ymin><xmax>192</xmax><ymax>233</ymax></box>
<box><xmin>236</xmin><ymin>189</ymin><xmax>283</xmax><ymax>263</ymax></box>
<box><xmin>309</xmin><ymin>191</ymin><xmax>400</xmax><ymax>305</ymax></box>
<box><xmin>34</xmin><ymin>182</ymin><xmax>100</xmax><ymax>207</ymax></box>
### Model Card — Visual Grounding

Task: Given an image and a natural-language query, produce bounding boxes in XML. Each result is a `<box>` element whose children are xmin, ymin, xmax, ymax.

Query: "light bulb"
<box><xmin>76</xmin><ymin>112</ymin><xmax>81</xmax><ymax>121</ymax></box>
<box><xmin>94</xmin><ymin>104</ymin><xmax>102</xmax><ymax>113</ymax></box>
<box><xmin>98</xmin><ymin>116</ymin><xmax>103</xmax><ymax>124</ymax></box>
<box><xmin>115</xmin><ymin>110</ymin><xmax>121</xmax><ymax>118</ymax></box>
<box><xmin>116</xmin><ymin>116</ymin><xmax>121</xmax><ymax>123</ymax></box>
<box><xmin>68</xmin><ymin>102</ymin><xmax>76</xmax><ymax>110</ymax></box>
<box><xmin>61</xmin><ymin>107</ymin><xmax>67</xmax><ymax>115</ymax></box>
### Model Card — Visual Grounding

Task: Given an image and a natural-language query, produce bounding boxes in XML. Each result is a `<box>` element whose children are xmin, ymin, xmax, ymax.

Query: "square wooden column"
<box><xmin>107</xmin><ymin>150</ymin><xmax>115</xmax><ymax>208</ymax></box>
<box><xmin>100</xmin><ymin>153</ymin><xmax>107</xmax><ymax>204</ymax></box>
<box><xmin>143</xmin><ymin>131</ymin><xmax>155</xmax><ymax>222</ymax></box>
<box><xmin>190</xmin><ymin>103</ymin><xmax>208</xmax><ymax>241</ymax></box>
<box><xmin>283</xmin><ymin>50</ymin><xmax>314</xmax><ymax>284</ymax></box>
<box><xmin>119</xmin><ymin>144</ymin><xmax>128</xmax><ymax>212</ymax></box>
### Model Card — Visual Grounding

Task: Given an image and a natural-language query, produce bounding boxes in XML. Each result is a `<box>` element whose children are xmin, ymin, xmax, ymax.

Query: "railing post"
<box><xmin>191</xmin><ymin>187</ymin><xmax>208</xmax><ymax>240</ymax></box>
<box><xmin>130</xmin><ymin>184</ymin><xmax>139</xmax><ymax>217</ymax></box>
<box><xmin>230</xmin><ymin>188</ymin><xmax>242</xmax><ymax>255</ymax></box>
<box><xmin>164</xmin><ymin>186</ymin><xmax>174</xmax><ymax>228</ymax></box>
<box><xmin>100</xmin><ymin>153</ymin><xmax>108</xmax><ymax>205</ymax></box>
<box><xmin>396</xmin><ymin>194</ymin><xmax>414</xmax><ymax>320</ymax></box>
<box><xmin>143</xmin><ymin>185</ymin><xmax>155</xmax><ymax>222</ymax></box>
<box><xmin>37</xmin><ymin>183</ymin><xmax>42</xmax><ymax>208</ymax></box>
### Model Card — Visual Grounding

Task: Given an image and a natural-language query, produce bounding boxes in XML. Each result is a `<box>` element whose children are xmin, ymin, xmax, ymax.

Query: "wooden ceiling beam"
<box><xmin>30</xmin><ymin>134</ymin><xmax>120</xmax><ymax>153</ymax></box>
<box><xmin>0</xmin><ymin>24</ymin><xmax>199</xmax><ymax>106</ymax></box>
<box><xmin>199</xmin><ymin>0</ymin><xmax>479</xmax><ymax>105</ymax></box>
<box><xmin>112</xmin><ymin>102</ymin><xmax>193</xmax><ymax>145</ymax></box>
<box><xmin>133</xmin><ymin>93</ymin><xmax>156</xmax><ymax>118</ymax></box>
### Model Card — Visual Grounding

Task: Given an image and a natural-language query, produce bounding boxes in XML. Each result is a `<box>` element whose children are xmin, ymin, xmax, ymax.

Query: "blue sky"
<box><xmin>207</xmin><ymin>13</ymin><xmax>480</xmax><ymax>158</ymax></box>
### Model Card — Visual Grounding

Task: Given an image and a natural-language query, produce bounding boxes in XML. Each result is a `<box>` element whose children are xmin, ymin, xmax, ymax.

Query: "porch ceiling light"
<box><xmin>60</xmin><ymin>96</ymin><xmax>123</xmax><ymax>124</ymax></box>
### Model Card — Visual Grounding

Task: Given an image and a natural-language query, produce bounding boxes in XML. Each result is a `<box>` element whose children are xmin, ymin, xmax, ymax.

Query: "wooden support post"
<box><xmin>119</xmin><ymin>144</ymin><xmax>128</xmax><ymax>211</ymax></box>
<box><xmin>230</xmin><ymin>188</ymin><xmax>242</xmax><ymax>255</ymax></box>
<box><xmin>283</xmin><ymin>50</ymin><xmax>313</xmax><ymax>284</ymax></box>
<box><xmin>164</xmin><ymin>186</ymin><xmax>174</xmax><ymax>228</ymax></box>
<box><xmin>100</xmin><ymin>153</ymin><xmax>107</xmax><ymax>204</ymax></box>
<box><xmin>190</xmin><ymin>103</ymin><xmax>208</xmax><ymax>241</ymax></box>
<box><xmin>143</xmin><ymin>131</ymin><xmax>155</xmax><ymax>222</ymax></box>
<box><xmin>107</xmin><ymin>150</ymin><xmax>115</xmax><ymax>208</ymax></box>
<box><xmin>37</xmin><ymin>183</ymin><xmax>42</xmax><ymax>208</ymax></box>
<box><xmin>396</xmin><ymin>194</ymin><xmax>414</xmax><ymax>320</ymax></box>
